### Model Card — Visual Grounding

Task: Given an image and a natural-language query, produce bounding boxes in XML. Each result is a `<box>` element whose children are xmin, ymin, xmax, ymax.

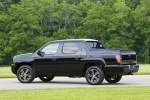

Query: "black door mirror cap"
<box><xmin>37</xmin><ymin>50</ymin><xmax>45</xmax><ymax>57</ymax></box>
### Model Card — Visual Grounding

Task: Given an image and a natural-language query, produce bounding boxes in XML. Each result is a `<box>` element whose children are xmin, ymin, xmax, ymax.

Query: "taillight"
<box><xmin>116</xmin><ymin>55</ymin><xmax>122</xmax><ymax>64</ymax></box>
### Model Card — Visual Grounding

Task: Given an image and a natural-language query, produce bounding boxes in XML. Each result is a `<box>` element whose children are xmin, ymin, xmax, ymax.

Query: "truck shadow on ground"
<box><xmin>32</xmin><ymin>80</ymin><xmax>133</xmax><ymax>86</ymax></box>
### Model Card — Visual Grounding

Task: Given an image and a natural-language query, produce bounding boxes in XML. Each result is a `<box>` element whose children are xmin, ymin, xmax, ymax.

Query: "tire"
<box><xmin>85</xmin><ymin>66</ymin><xmax>104</xmax><ymax>85</ymax></box>
<box><xmin>105</xmin><ymin>75</ymin><xmax>122</xmax><ymax>83</ymax></box>
<box><xmin>17</xmin><ymin>65</ymin><xmax>35</xmax><ymax>83</ymax></box>
<box><xmin>39</xmin><ymin>76</ymin><xmax>54</xmax><ymax>82</ymax></box>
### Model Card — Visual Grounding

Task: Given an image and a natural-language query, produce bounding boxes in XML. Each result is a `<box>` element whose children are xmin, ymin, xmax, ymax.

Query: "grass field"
<box><xmin>135</xmin><ymin>64</ymin><xmax>150</xmax><ymax>75</ymax></box>
<box><xmin>0</xmin><ymin>67</ymin><xmax>16</xmax><ymax>78</ymax></box>
<box><xmin>0</xmin><ymin>87</ymin><xmax>150</xmax><ymax>100</ymax></box>
<box><xmin>0</xmin><ymin>64</ymin><xmax>149</xmax><ymax>78</ymax></box>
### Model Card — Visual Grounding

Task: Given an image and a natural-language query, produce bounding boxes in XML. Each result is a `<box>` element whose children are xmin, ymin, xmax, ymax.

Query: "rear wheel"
<box><xmin>85</xmin><ymin>66</ymin><xmax>104</xmax><ymax>85</ymax></box>
<box><xmin>39</xmin><ymin>76</ymin><xmax>54</xmax><ymax>82</ymax></box>
<box><xmin>17</xmin><ymin>65</ymin><xmax>35</xmax><ymax>83</ymax></box>
<box><xmin>105</xmin><ymin>75</ymin><xmax>122</xmax><ymax>83</ymax></box>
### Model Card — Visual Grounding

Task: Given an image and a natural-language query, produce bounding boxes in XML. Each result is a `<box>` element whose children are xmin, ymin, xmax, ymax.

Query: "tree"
<box><xmin>131</xmin><ymin>0</ymin><xmax>150</xmax><ymax>63</ymax></box>
<box><xmin>0</xmin><ymin>0</ymin><xmax>149</xmax><ymax>64</ymax></box>
<box><xmin>1</xmin><ymin>3</ymin><xmax>42</xmax><ymax>64</ymax></box>
<box><xmin>110</xmin><ymin>0</ymin><xmax>133</xmax><ymax>49</ymax></box>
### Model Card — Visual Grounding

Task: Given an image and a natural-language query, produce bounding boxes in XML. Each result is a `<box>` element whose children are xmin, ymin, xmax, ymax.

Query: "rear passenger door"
<box><xmin>57</xmin><ymin>42</ymin><xmax>81</xmax><ymax>76</ymax></box>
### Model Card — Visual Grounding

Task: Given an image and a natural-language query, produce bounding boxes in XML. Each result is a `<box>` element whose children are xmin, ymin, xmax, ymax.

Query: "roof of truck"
<box><xmin>51</xmin><ymin>39</ymin><xmax>98</xmax><ymax>42</ymax></box>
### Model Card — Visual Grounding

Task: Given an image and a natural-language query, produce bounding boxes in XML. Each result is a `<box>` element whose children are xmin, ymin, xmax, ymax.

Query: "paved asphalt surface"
<box><xmin>0</xmin><ymin>75</ymin><xmax>150</xmax><ymax>90</ymax></box>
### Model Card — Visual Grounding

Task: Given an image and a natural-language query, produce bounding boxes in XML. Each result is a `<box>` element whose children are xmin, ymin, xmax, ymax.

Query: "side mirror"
<box><xmin>37</xmin><ymin>50</ymin><xmax>45</xmax><ymax>57</ymax></box>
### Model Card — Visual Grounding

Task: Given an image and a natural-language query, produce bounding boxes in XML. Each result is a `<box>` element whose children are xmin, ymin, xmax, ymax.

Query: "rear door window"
<box><xmin>62</xmin><ymin>42</ymin><xmax>79</xmax><ymax>54</ymax></box>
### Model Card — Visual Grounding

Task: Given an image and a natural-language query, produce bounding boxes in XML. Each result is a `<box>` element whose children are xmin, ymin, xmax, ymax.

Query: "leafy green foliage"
<box><xmin>0</xmin><ymin>0</ymin><xmax>150</xmax><ymax>64</ymax></box>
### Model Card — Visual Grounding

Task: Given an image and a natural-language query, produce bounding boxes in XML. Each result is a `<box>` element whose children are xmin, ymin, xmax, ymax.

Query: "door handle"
<box><xmin>51</xmin><ymin>57</ymin><xmax>57</xmax><ymax>61</ymax></box>
<box><xmin>74</xmin><ymin>56</ymin><xmax>79</xmax><ymax>60</ymax></box>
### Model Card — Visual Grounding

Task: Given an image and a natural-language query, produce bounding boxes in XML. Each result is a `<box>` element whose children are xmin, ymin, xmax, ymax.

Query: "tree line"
<box><xmin>0</xmin><ymin>0</ymin><xmax>150</xmax><ymax>65</ymax></box>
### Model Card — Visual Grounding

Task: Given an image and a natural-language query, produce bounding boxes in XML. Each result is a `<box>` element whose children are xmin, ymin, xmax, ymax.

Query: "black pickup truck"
<box><xmin>11</xmin><ymin>39</ymin><xmax>139</xmax><ymax>85</ymax></box>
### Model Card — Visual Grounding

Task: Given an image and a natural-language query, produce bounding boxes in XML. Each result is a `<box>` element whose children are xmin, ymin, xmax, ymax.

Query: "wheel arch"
<box><xmin>79</xmin><ymin>58</ymin><xmax>106</xmax><ymax>76</ymax></box>
<box><xmin>14</xmin><ymin>62</ymin><xmax>33</xmax><ymax>74</ymax></box>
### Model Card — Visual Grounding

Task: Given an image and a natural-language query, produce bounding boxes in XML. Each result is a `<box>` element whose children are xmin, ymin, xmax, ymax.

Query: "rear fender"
<box><xmin>78</xmin><ymin>58</ymin><xmax>106</xmax><ymax>76</ymax></box>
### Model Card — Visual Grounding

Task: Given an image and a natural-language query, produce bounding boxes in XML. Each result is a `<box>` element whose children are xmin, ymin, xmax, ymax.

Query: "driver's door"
<box><xmin>33</xmin><ymin>43</ymin><xmax>59</xmax><ymax>75</ymax></box>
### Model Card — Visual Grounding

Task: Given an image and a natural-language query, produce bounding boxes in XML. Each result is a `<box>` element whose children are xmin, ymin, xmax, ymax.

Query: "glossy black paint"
<box><xmin>11</xmin><ymin>39</ymin><xmax>139</xmax><ymax>77</ymax></box>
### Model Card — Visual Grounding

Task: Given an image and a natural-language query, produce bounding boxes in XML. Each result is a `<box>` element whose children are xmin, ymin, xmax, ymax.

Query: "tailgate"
<box><xmin>121</xmin><ymin>50</ymin><xmax>137</xmax><ymax>64</ymax></box>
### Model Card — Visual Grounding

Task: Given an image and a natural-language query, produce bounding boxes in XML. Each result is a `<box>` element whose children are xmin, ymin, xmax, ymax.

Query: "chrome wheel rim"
<box><xmin>19</xmin><ymin>68</ymin><xmax>31</xmax><ymax>81</ymax></box>
<box><xmin>87</xmin><ymin>69</ymin><xmax>100</xmax><ymax>83</ymax></box>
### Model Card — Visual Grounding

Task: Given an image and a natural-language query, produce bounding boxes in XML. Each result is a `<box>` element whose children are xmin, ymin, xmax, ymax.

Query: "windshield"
<box><xmin>86</xmin><ymin>41</ymin><xmax>105</xmax><ymax>49</ymax></box>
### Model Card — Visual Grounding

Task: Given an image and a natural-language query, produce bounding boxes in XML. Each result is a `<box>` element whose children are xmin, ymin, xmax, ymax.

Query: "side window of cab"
<box><xmin>62</xmin><ymin>42</ymin><xmax>79</xmax><ymax>54</ymax></box>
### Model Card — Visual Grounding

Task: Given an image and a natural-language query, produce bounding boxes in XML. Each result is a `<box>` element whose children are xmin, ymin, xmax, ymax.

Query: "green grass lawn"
<box><xmin>0</xmin><ymin>64</ymin><xmax>149</xmax><ymax>78</ymax></box>
<box><xmin>135</xmin><ymin>64</ymin><xmax>150</xmax><ymax>75</ymax></box>
<box><xmin>0</xmin><ymin>66</ymin><xmax>16</xmax><ymax>78</ymax></box>
<box><xmin>0</xmin><ymin>87</ymin><xmax>150</xmax><ymax>100</ymax></box>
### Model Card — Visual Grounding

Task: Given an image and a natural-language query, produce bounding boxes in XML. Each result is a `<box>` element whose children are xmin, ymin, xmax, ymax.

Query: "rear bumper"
<box><xmin>11</xmin><ymin>64</ymin><xmax>17</xmax><ymax>74</ymax></box>
<box><xmin>104</xmin><ymin>64</ymin><xmax>139</xmax><ymax>75</ymax></box>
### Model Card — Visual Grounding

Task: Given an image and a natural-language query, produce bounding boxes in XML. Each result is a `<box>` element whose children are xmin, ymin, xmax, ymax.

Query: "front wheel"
<box><xmin>105</xmin><ymin>75</ymin><xmax>122</xmax><ymax>83</ymax></box>
<box><xmin>39</xmin><ymin>76</ymin><xmax>54</xmax><ymax>82</ymax></box>
<box><xmin>85</xmin><ymin>66</ymin><xmax>104</xmax><ymax>85</ymax></box>
<box><xmin>17</xmin><ymin>65</ymin><xmax>35</xmax><ymax>83</ymax></box>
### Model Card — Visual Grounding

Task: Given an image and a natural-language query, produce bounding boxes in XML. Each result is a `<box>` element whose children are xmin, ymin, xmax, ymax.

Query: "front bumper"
<box><xmin>104</xmin><ymin>64</ymin><xmax>139</xmax><ymax>75</ymax></box>
<box><xmin>11</xmin><ymin>64</ymin><xmax>17</xmax><ymax>74</ymax></box>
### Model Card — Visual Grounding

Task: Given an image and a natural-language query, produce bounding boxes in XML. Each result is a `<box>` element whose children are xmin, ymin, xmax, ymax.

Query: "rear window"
<box><xmin>86</xmin><ymin>41</ymin><xmax>105</xmax><ymax>49</ymax></box>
